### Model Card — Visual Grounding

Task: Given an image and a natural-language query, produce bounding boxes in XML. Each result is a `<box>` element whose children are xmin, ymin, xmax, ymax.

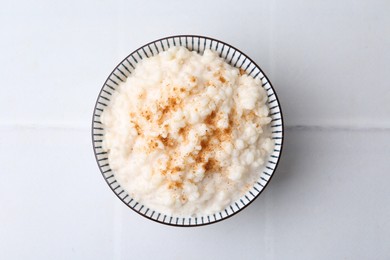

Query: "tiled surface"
<box><xmin>1</xmin><ymin>0</ymin><xmax>389</xmax><ymax>128</ymax></box>
<box><xmin>1</xmin><ymin>127</ymin><xmax>389</xmax><ymax>259</ymax></box>
<box><xmin>0</xmin><ymin>0</ymin><xmax>389</xmax><ymax>259</ymax></box>
<box><xmin>0</xmin><ymin>127</ymin><xmax>115</xmax><ymax>259</ymax></box>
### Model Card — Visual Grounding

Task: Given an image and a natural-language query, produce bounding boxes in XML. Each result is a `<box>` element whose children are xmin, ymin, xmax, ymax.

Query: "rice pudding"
<box><xmin>101</xmin><ymin>46</ymin><xmax>274</xmax><ymax>216</ymax></box>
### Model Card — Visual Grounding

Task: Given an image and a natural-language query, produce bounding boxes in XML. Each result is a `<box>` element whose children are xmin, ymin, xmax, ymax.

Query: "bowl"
<box><xmin>92</xmin><ymin>35</ymin><xmax>284</xmax><ymax>226</ymax></box>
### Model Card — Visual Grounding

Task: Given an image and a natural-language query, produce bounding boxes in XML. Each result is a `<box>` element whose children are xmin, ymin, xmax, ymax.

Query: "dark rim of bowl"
<box><xmin>92</xmin><ymin>34</ymin><xmax>284</xmax><ymax>227</ymax></box>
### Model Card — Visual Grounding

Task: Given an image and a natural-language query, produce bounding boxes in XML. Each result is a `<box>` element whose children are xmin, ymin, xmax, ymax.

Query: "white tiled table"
<box><xmin>1</xmin><ymin>0</ymin><xmax>389</xmax><ymax>259</ymax></box>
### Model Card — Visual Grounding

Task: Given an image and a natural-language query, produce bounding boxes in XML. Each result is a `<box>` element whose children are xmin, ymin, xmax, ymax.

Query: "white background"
<box><xmin>1</xmin><ymin>0</ymin><xmax>389</xmax><ymax>259</ymax></box>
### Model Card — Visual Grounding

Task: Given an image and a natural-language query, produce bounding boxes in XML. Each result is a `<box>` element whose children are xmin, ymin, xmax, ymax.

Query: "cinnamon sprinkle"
<box><xmin>168</xmin><ymin>181</ymin><xmax>183</xmax><ymax>189</ymax></box>
<box><xmin>158</xmin><ymin>135</ymin><xmax>176</xmax><ymax>148</ymax></box>
<box><xmin>130</xmin><ymin>120</ymin><xmax>142</xmax><ymax>135</ymax></box>
<box><xmin>189</xmin><ymin>76</ymin><xmax>196</xmax><ymax>83</ymax></box>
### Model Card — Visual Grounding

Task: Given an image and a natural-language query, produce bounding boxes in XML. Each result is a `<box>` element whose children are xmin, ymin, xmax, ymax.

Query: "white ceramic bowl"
<box><xmin>92</xmin><ymin>35</ymin><xmax>284</xmax><ymax>226</ymax></box>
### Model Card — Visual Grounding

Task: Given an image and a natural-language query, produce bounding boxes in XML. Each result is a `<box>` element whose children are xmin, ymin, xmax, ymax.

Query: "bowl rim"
<box><xmin>92</xmin><ymin>34</ymin><xmax>284</xmax><ymax>227</ymax></box>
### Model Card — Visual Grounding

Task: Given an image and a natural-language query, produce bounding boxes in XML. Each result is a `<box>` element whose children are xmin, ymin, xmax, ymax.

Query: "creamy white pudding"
<box><xmin>101</xmin><ymin>46</ymin><xmax>274</xmax><ymax>216</ymax></box>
